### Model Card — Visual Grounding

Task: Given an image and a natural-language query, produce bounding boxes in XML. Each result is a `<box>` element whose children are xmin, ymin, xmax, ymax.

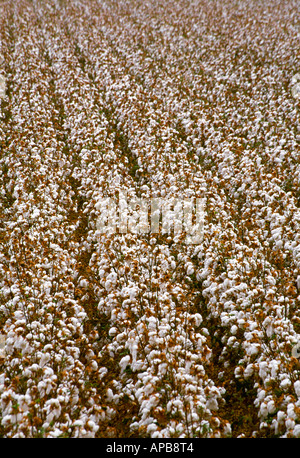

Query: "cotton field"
<box><xmin>0</xmin><ymin>0</ymin><xmax>299</xmax><ymax>439</ymax></box>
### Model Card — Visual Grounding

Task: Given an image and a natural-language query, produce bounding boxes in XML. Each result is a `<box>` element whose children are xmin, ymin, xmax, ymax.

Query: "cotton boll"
<box><xmin>291</xmin><ymin>73</ymin><xmax>300</xmax><ymax>86</ymax></box>
<box><xmin>0</xmin><ymin>334</ymin><xmax>6</xmax><ymax>357</ymax></box>
<box><xmin>246</xmin><ymin>343</ymin><xmax>260</xmax><ymax>356</ymax></box>
<box><xmin>106</xmin><ymin>388</ymin><xmax>114</xmax><ymax>402</ymax></box>
<box><xmin>108</xmin><ymin>327</ymin><xmax>118</xmax><ymax>337</ymax></box>
<box><xmin>257</xmin><ymin>389</ymin><xmax>266</xmax><ymax>401</ymax></box>
<box><xmin>280</xmin><ymin>378</ymin><xmax>291</xmax><ymax>391</ymax></box>
<box><xmin>294</xmin><ymin>380</ymin><xmax>300</xmax><ymax>397</ymax></box>
<box><xmin>192</xmin><ymin>313</ymin><xmax>203</xmax><ymax>327</ymax></box>
<box><xmin>119</xmin><ymin>355</ymin><xmax>131</xmax><ymax>373</ymax></box>
<box><xmin>147</xmin><ymin>423</ymin><xmax>158</xmax><ymax>435</ymax></box>
<box><xmin>206</xmin><ymin>397</ymin><xmax>218</xmax><ymax>411</ymax></box>
<box><xmin>0</xmin><ymin>74</ymin><xmax>6</xmax><ymax>99</ymax></box>
<box><xmin>259</xmin><ymin>402</ymin><xmax>268</xmax><ymax>419</ymax></box>
<box><xmin>227</xmin><ymin>336</ymin><xmax>236</xmax><ymax>347</ymax></box>
<box><xmin>285</xmin><ymin>418</ymin><xmax>295</xmax><ymax>431</ymax></box>
<box><xmin>230</xmin><ymin>325</ymin><xmax>238</xmax><ymax>335</ymax></box>
<box><xmin>287</xmin><ymin>403</ymin><xmax>297</xmax><ymax>420</ymax></box>
<box><xmin>267</xmin><ymin>399</ymin><xmax>276</xmax><ymax>414</ymax></box>
<box><xmin>90</xmin><ymin>360</ymin><xmax>98</xmax><ymax>371</ymax></box>
<box><xmin>291</xmin><ymin>83</ymin><xmax>300</xmax><ymax>100</ymax></box>
<box><xmin>186</xmin><ymin>263</ymin><xmax>194</xmax><ymax>276</ymax></box>
<box><xmin>244</xmin><ymin>364</ymin><xmax>254</xmax><ymax>378</ymax></box>
<box><xmin>293</xmin><ymin>425</ymin><xmax>300</xmax><ymax>438</ymax></box>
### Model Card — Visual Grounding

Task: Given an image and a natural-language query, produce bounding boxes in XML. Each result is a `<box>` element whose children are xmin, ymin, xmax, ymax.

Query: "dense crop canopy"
<box><xmin>0</xmin><ymin>0</ymin><xmax>299</xmax><ymax>438</ymax></box>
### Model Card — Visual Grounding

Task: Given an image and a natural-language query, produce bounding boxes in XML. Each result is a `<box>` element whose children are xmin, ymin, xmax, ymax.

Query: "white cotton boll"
<box><xmin>147</xmin><ymin>317</ymin><xmax>157</xmax><ymax>331</ymax></box>
<box><xmin>287</xmin><ymin>403</ymin><xmax>296</xmax><ymax>420</ymax></box>
<box><xmin>105</xmin><ymin>280</ymin><xmax>112</xmax><ymax>291</ymax></box>
<box><xmin>0</xmin><ymin>74</ymin><xmax>6</xmax><ymax>99</ymax></box>
<box><xmin>234</xmin><ymin>366</ymin><xmax>243</xmax><ymax>378</ymax></box>
<box><xmin>106</xmin><ymin>388</ymin><xmax>114</xmax><ymax>402</ymax></box>
<box><xmin>119</xmin><ymin>355</ymin><xmax>130</xmax><ymax>373</ymax></box>
<box><xmin>147</xmin><ymin>423</ymin><xmax>158</xmax><ymax>435</ymax></box>
<box><xmin>87</xmin><ymin>420</ymin><xmax>99</xmax><ymax>434</ymax></box>
<box><xmin>186</xmin><ymin>264</ymin><xmax>194</xmax><ymax>276</ymax></box>
<box><xmin>206</xmin><ymin>397</ymin><xmax>218</xmax><ymax>411</ymax></box>
<box><xmin>49</xmin><ymin>428</ymin><xmax>64</xmax><ymax>438</ymax></box>
<box><xmin>259</xmin><ymin>402</ymin><xmax>268</xmax><ymax>418</ymax></box>
<box><xmin>98</xmin><ymin>269</ymin><xmax>105</xmax><ymax>278</ymax></box>
<box><xmin>2</xmin><ymin>415</ymin><xmax>12</xmax><ymax>427</ymax></box>
<box><xmin>244</xmin><ymin>364</ymin><xmax>254</xmax><ymax>378</ymax></box>
<box><xmin>257</xmin><ymin>389</ymin><xmax>266</xmax><ymax>401</ymax></box>
<box><xmin>247</xmin><ymin>343</ymin><xmax>260</xmax><ymax>356</ymax></box>
<box><xmin>37</xmin><ymin>381</ymin><xmax>47</xmax><ymax>397</ymax></box>
<box><xmin>90</xmin><ymin>360</ymin><xmax>98</xmax><ymax>371</ymax></box>
<box><xmin>291</xmin><ymin>73</ymin><xmax>300</xmax><ymax>86</ymax></box>
<box><xmin>280</xmin><ymin>378</ymin><xmax>291</xmax><ymax>391</ymax></box>
<box><xmin>294</xmin><ymin>380</ymin><xmax>300</xmax><ymax>397</ymax></box>
<box><xmin>170</xmin><ymin>260</ymin><xmax>176</xmax><ymax>270</ymax></box>
<box><xmin>31</xmin><ymin>208</ymin><xmax>40</xmax><ymax>219</ymax></box>
<box><xmin>230</xmin><ymin>325</ymin><xmax>238</xmax><ymax>335</ymax></box>
<box><xmin>291</xmin><ymin>83</ymin><xmax>300</xmax><ymax>100</ymax></box>
<box><xmin>259</xmin><ymin>362</ymin><xmax>268</xmax><ymax>380</ymax></box>
<box><xmin>292</xmin><ymin>342</ymin><xmax>300</xmax><ymax>358</ymax></box>
<box><xmin>220</xmin><ymin>313</ymin><xmax>230</xmax><ymax>326</ymax></box>
<box><xmin>227</xmin><ymin>336</ymin><xmax>236</xmax><ymax>347</ymax></box>
<box><xmin>267</xmin><ymin>400</ymin><xmax>276</xmax><ymax>414</ymax></box>
<box><xmin>266</xmin><ymin>275</ymin><xmax>276</xmax><ymax>286</ymax></box>
<box><xmin>198</xmin><ymin>267</ymin><xmax>209</xmax><ymax>279</ymax></box>
<box><xmin>277</xmin><ymin>410</ymin><xmax>286</xmax><ymax>423</ymax></box>
<box><xmin>293</xmin><ymin>424</ymin><xmax>300</xmax><ymax>438</ymax></box>
<box><xmin>12</xmin><ymin>296</ymin><xmax>21</xmax><ymax>307</ymax></box>
<box><xmin>108</xmin><ymin>327</ymin><xmax>118</xmax><ymax>337</ymax></box>
<box><xmin>193</xmin><ymin>313</ymin><xmax>203</xmax><ymax>327</ymax></box>
<box><xmin>79</xmin><ymin>278</ymin><xmax>89</xmax><ymax>288</ymax></box>
<box><xmin>39</xmin><ymin>352</ymin><xmax>51</xmax><ymax>367</ymax></box>
<box><xmin>0</xmin><ymin>334</ymin><xmax>5</xmax><ymax>353</ymax></box>
<box><xmin>286</xmin><ymin>418</ymin><xmax>295</xmax><ymax>431</ymax></box>
<box><xmin>107</xmin><ymin>272</ymin><xmax>118</xmax><ymax>285</ymax></box>
<box><xmin>269</xmin><ymin>360</ymin><xmax>279</xmax><ymax>378</ymax></box>
<box><xmin>98</xmin><ymin>367</ymin><xmax>108</xmax><ymax>380</ymax></box>
<box><xmin>249</xmin><ymin>321</ymin><xmax>258</xmax><ymax>331</ymax></box>
<box><xmin>13</xmin><ymin>311</ymin><xmax>24</xmax><ymax>320</ymax></box>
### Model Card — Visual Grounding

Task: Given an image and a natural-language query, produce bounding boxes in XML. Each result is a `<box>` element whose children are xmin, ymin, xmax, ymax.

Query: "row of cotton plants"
<box><xmin>0</xmin><ymin>0</ymin><xmax>299</xmax><ymax>438</ymax></box>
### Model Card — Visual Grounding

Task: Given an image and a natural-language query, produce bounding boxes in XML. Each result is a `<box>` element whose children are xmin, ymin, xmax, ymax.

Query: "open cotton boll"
<box><xmin>293</xmin><ymin>425</ymin><xmax>300</xmax><ymax>438</ymax></box>
<box><xmin>291</xmin><ymin>73</ymin><xmax>300</xmax><ymax>85</ymax></box>
<box><xmin>280</xmin><ymin>378</ymin><xmax>291</xmax><ymax>391</ymax></box>
<box><xmin>291</xmin><ymin>73</ymin><xmax>300</xmax><ymax>99</ymax></box>
<box><xmin>0</xmin><ymin>334</ymin><xmax>5</xmax><ymax>358</ymax></box>
<box><xmin>291</xmin><ymin>83</ymin><xmax>300</xmax><ymax>99</ymax></box>
<box><xmin>0</xmin><ymin>74</ymin><xmax>6</xmax><ymax>99</ymax></box>
<box><xmin>119</xmin><ymin>355</ymin><xmax>131</xmax><ymax>373</ymax></box>
<box><xmin>294</xmin><ymin>381</ymin><xmax>300</xmax><ymax>397</ymax></box>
